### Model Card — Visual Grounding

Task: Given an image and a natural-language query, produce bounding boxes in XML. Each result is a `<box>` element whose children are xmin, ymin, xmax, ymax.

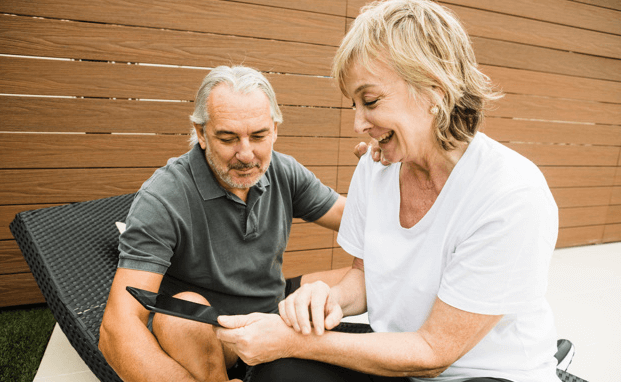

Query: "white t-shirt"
<box><xmin>337</xmin><ymin>133</ymin><xmax>560</xmax><ymax>382</ymax></box>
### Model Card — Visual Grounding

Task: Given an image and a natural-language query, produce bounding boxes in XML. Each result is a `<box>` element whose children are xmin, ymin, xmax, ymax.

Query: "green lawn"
<box><xmin>0</xmin><ymin>305</ymin><xmax>56</xmax><ymax>382</ymax></box>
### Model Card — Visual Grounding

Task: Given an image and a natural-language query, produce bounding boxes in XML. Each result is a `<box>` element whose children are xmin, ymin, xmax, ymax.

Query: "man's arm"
<box><xmin>312</xmin><ymin>195</ymin><xmax>346</xmax><ymax>231</ymax></box>
<box><xmin>99</xmin><ymin>268</ymin><xmax>198</xmax><ymax>382</ymax></box>
<box><xmin>217</xmin><ymin>295</ymin><xmax>501</xmax><ymax>377</ymax></box>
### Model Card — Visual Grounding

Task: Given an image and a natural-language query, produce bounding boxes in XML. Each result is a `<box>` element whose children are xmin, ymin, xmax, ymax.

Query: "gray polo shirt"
<box><xmin>118</xmin><ymin>144</ymin><xmax>338</xmax><ymax>315</ymax></box>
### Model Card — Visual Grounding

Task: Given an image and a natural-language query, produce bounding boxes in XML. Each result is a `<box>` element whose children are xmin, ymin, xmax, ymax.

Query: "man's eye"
<box><xmin>219</xmin><ymin>137</ymin><xmax>235</xmax><ymax>143</ymax></box>
<box><xmin>252</xmin><ymin>135</ymin><xmax>267</xmax><ymax>141</ymax></box>
<box><xmin>364</xmin><ymin>99</ymin><xmax>378</xmax><ymax>107</ymax></box>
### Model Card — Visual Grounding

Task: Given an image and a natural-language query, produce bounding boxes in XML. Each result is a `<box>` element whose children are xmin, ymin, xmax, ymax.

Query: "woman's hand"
<box><xmin>279</xmin><ymin>281</ymin><xmax>343</xmax><ymax>335</ymax></box>
<box><xmin>215</xmin><ymin>313</ymin><xmax>296</xmax><ymax>366</ymax></box>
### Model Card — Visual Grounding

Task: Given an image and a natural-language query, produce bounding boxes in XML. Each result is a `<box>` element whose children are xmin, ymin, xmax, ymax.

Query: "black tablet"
<box><xmin>126</xmin><ymin>286</ymin><xmax>221</xmax><ymax>326</ymax></box>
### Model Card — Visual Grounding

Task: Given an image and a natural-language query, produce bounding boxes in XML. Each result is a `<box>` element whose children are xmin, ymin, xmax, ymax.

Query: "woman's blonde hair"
<box><xmin>333</xmin><ymin>0</ymin><xmax>501</xmax><ymax>150</ymax></box>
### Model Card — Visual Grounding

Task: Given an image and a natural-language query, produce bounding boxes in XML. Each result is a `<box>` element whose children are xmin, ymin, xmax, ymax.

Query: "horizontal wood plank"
<box><xmin>0</xmin><ymin>240</ymin><xmax>30</xmax><ymax>274</ymax></box>
<box><xmin>557</xmin><ymin>225</ymin><xmax>605</xmax><ymax>248</ymax></box>
<box><xmin>0</xmin><ymin>96</ymin><xmax>341</xmax><ymax>137</ymax></box>
<box><xmin>611</xmin><ymin>186</ymin><xmax>621</xmax><ymax>205</ymax></box>
<box><xmin>490</xmin><ymin>94</ymin><xmax>621</xmax><ymax>126</ymax></box>
<box><xmin>332</xmin><ymin>247</ymin><xmax>355</xmax><ymax>269</ymax></box>
<box><xmin>0</xmin><ymin>272</ymin><xmax>45</xmax><ymax>307</ymax></box>
<box><xmin>0</xmin><ymin>56</ymin><xmax>342</xmax><ymax>107</ymax></box>
<box><xmin>228</xmin><ymin>0</ymin><xmax>347</xmax><ymax>16</ymax></box>
<box><xmin>338</xmin><ymin>137</ymin><xmax>620</xmax><ymax>167</ymax></box>
<box><xmin>286</xmin><ymin>223</ymin><xmax>335</xmax><ymax>252</ymax></box>
<box><xmin>552</xmin><ymin>187</ymin><xmax>614</xmax><ymax>208</ymax></box>
<box><xmin>282</xmin><ymin>249</ymin><xmax>333</xmax><ymax>279</ymax></box>
<box><xmin>481</xmin><ymin>65</ymin><xmax>621</xmax><ymax>104</ymax></box>
<box><xmin>441</xmin><ymin>0</ymin><xmax>621</xmax><ymax>35</ymax></box>
<box><xmin>0</xmin><ymin>14</ymin><xmax>335</xmax><ymax>76</ymax></box>
<box><xmin>0</xmin><ymin>166</ymin><xmax>336</xmax><ymax>206</ymax></box>
<box><xmin>474</xmin><ymin>37</ymin><xmax>621</xmax><ymax>82</ymax></box>
<box><xmin>603</xmin><ymin>223</ymin><xmax>621</xmax><ymax>243</ymax></box>
<box><xmin>0</xmin><ymin>134</ymin><xmax>340</xmax><ymax>169</ymax></box>
<box><xmin>483</xmin><ymin>118</ymin><xmax>621</xmax><ymax>147</ymax></box>
<box><xmin>0</xmin><ymin>0</ymin><xmax>345</xmax><ymax>46</ymax></box>
<box><xmin>341</xmin><ymin>110</ymin><xmax>621</xmax><ymax>146</ymax></box>
<box><xmin>572</xmin><ymin>0</ymin><xmax>621</xmax><ymax>12</ymax></box>
<box><xmin>540</xmin><ymin>167</ymin><xmax>618</xmax><ymax>188</ymax></box>
<box><xmin>504</xmin><ymin>143</ymin><xmax>620</xmax><ymax>167</ymax></box>
<box><xmin>445</xmin><ymin>3</ymin><xmax>621</xmax><ymax>59</ymax></box>
<box><xmin>348</xmin><ymin>1</ymin><xmax>621</xmax><ymax>59</ymax></box>
<box><xmin>0</xmin><ymin>204</ymin><xmax>60</xmax><ymax>240</ymax></box>
<box><xmin>607</xmin><ymin>204</ymin><xmax>621</xmax><ymax>224</ymax></box>
<box><xmin>559</xmin><ymin>206</ymin><xmax>609</xmax><ymax>228</ymax></box>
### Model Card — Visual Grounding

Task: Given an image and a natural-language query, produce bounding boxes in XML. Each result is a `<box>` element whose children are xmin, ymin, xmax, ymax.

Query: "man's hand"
<box><xmin>278</xmin><ymin>281</ymin><xmax>343</xmax><ymax>336</ymax></box>
<box><xmin>353</xmin><ymin>139</ymin><xmax>390</xmax><ymax>165</ymax></box>
<box><xmin>215</xmin><ymin>313</ymin><xmax>296</xmax><ymax>366</ymax></box>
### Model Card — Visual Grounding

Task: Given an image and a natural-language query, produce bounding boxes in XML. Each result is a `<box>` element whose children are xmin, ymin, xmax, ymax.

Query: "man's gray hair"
<box><xmin>189</xmin><ymin>65</ymin><xmax>283</xmax><ymax>145</ymax></box>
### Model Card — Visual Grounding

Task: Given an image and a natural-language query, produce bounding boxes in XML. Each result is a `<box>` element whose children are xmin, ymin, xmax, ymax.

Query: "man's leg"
<box><xmin>152</xmin><ymin>292</ymin><xmax>238</xmax><ymax>382</ymax></box>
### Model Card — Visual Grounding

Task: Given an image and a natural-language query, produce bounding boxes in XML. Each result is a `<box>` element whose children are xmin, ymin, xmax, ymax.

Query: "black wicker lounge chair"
<box><xmin>10</xmin><ymin>194</ymin><xmax>587</xmax><ymax>382</ymax></box>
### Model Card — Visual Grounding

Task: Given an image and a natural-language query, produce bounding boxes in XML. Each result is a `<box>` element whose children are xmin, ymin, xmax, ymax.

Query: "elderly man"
<box><xmin>99</xmin><ymin>66</ymin><xmax>346</xmax><ymax>382</ymax></box>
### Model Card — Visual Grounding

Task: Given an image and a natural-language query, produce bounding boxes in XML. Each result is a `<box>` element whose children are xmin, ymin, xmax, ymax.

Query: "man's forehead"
<box><xmin>206</xmin><ymin>85</ymin><xmax>275</xmax><ymax>133</ymax></box>
<box><xmin>208</xmin><ymin>84</ymin><xmax>270</xmax><ymax>110</ymax></box>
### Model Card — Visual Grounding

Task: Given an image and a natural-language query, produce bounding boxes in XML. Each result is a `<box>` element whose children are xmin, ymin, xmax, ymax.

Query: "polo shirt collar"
<box><xmin>188</xmin><ymin>144</ymin><xmax>270</xmax><ymax>201</ymax></box>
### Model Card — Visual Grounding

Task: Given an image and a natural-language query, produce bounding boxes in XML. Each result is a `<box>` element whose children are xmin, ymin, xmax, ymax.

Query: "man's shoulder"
<box><xmin>139</xmin><ymin>151</ymin><xmax>194</xmax><ymax>198</ymax></box>
<box><xmin>266</xmin><ymin>151</ymin><xmax>307</xmax><ymax>177</ymax></box>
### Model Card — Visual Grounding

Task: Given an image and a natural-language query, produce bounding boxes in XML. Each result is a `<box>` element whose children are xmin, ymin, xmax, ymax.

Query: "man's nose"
<box><xmin>353</xmin><ymin>109</ymin><xmax>372</xmax><ymax>135</ymax></box>
<box><xmin>236</xmin><ymin>139</ymin><xmax>254</xmax><ymax>163</ymax></box>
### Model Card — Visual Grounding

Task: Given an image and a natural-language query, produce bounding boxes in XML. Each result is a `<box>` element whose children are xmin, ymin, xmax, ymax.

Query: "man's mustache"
<box><xmin>229</xmin><ymin>161</ymin><xmax>260</xmax><ymax>170</ymax></box>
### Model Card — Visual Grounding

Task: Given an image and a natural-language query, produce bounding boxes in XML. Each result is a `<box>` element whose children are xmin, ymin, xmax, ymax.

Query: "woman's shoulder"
<box><xmin>468</xmin><ymin>133</ymin><xmax>549</xmax><ymax>192</ymax></box>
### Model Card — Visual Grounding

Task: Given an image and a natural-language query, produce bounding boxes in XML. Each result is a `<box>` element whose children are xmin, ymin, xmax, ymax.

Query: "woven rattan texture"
<box><xmin>557</xmin><ymin>369</ymin><xmax>588</xmax><ymax>382</ymax></box>
<box><xmin>10</xmin><ymin>193</ymin><xmax>135</xmax><ymax>382</ymax></box>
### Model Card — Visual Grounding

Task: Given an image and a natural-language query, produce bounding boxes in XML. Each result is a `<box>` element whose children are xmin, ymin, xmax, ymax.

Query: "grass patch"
<box><xmin>0</xmin><ymin>304</ymin><xmax>56</xmax><ymax>382</ymax></box>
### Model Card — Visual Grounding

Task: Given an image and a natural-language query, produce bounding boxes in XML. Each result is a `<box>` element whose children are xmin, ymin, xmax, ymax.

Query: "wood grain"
<box><xmin>603</xmin><ymin>223</ymin><xmax>621</xmax><ymax>243</ymax></box>
<box><xmin>0</xmin><ymin>56</ymin><xmax>342</xmax><ymax>107</ymax></box>
<box><xmin>337</xmin><ymin>138</ymin><xmax>620</xmax><ymax>167</ymax></box>
<box><xmin>0</xmin><ymin>166</ymin><xmax>337</xmax><ymax>206</ymax></box>
<box><xmin>0</xmin><ymin>134</ymin><xmax>340</xmax><ymax>169</ymax></box>
<box><xmin>0</xmin><ymin>96</ymin><xmax>341</xmax><ymax>137</ymax></box>
<box><xmin>445</xmin><ymin>3</ymin><xmax>621</xmax><ymax>59</ymax></box>
<box><xmin>0</xmin><ymin>0</ymin><xmax>345</xmax><ymax>46</ymax></box>
<box><xmin>286</xmin><ymin>223</ymin><xmax>335</xmax><ymax>252</ymax></box>
<box><xmin>441</xmin><ymin>0</ymin><xmax>621</xmax><ymax>35</ymax></box>
<box><xmin>557</xmin><ymin>225</ymin><xmax>605</xmax><ymax>248</ymax></box>
<box><xmin>282</xmin><ymin>249</ymin><xmax>333</xmax><ymax>278</ymax></box>
<box><xmin>0</xmin><ymin>204</ymin><xmax>60</xmax><ymax>240</ymax></box>
<box><xmin>0</xmin><ymin>240</ymin><xmax>30</xmax><ymax>274</ymax></box>
<box><xmin>0</xmin><ymin>14</ymin><xmax>336</xmax><ymax>76</ymax></box>
<box><xmin>0</xmin><ymin>272</ymin><xmax>45</xmax><ymax>307</ymax></box>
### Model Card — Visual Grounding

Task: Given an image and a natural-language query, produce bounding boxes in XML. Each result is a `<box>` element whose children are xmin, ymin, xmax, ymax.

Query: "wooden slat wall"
<box><xmin>0</xmin><ymin>0</ymin><xmax>619</xmax><ymax>307</ymax></box>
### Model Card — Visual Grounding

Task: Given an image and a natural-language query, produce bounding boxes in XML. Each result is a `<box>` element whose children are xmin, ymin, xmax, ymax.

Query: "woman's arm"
<box><xmin>216</xmin><ymin>295</ymin><xmax>501</xmax><ymax>378</ymax></box>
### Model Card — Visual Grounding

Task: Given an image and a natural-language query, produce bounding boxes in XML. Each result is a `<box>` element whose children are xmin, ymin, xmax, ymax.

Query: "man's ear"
<box><xmin>272</xmin><ymin>123</ymin><xmax>278</xmax><ymax>143</ymax></box>
<box><xmin>193</xmin><ymin>123</ymin><xmax>207</xmax><ymax>149</ymax></box>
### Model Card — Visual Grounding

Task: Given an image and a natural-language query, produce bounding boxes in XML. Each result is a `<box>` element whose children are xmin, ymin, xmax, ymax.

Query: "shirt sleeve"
<box><xmin>117</xmin><ymin>191</ymin><xmax>176</xmax><ymax>274</ymax></box>
<box><xmin>438</xmin><ymin>185</ymin><xmax>559</xmax><ymax>315</ymax></box>
<box><xmin>336</xmin><ymin>152</ymin><xmax>373</xmax><ymax>260</ymax></box>
<box><xmin>288</xmin><ymin>158</ymin><xmax>339</xmax><ymax>222</ymax></box>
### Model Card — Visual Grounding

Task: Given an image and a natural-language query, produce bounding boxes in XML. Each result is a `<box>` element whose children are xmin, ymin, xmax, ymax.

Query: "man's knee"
<box><xmin>152</xmin><ymin>291</ymin><xmax>212</xmax><ymax>338</ymax></box>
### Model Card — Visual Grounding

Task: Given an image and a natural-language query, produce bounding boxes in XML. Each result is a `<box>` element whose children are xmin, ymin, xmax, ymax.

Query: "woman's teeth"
<box><xmin>377</xmin><ymin>131</ymin><xmax>394</xmax><ymax>144</ymax></box>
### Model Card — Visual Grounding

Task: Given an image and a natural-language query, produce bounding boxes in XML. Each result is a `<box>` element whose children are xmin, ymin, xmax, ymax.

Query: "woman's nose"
<box><xmin>353</xmin><ymin>109</ymin><xmax>372</xmax><ymax>135</ymax></box>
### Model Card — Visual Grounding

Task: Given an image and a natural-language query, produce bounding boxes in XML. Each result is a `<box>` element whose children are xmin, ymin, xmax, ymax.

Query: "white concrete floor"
<box><xmin>33</xmin><ymin>242</ymin><xmax>620</xmax><ymax>381</ymax></box>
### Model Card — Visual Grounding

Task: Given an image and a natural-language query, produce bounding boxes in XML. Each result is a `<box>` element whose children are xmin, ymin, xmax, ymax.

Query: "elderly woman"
<box><xmin>216</xmin><ymin>1</ymin><xmax>560</xmax><ymax>381</ymax></box>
